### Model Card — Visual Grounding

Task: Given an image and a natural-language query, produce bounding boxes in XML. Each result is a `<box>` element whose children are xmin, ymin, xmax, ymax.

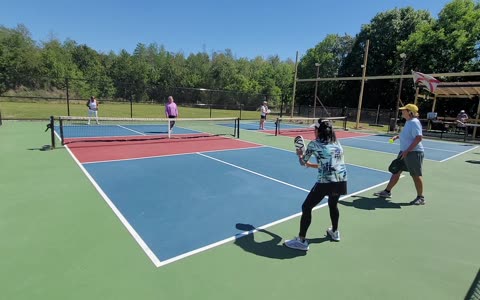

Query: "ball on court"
<box><xmin>389</xmin><ymin>138</ymin><xmax>394</xmax><ymax>144</ymax></box>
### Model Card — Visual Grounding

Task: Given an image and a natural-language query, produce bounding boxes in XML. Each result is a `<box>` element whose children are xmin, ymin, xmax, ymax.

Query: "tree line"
<box><xmin>1</xmin><ymin>0</ymin><xmax>479</xmax><ymax>113</ymax></box>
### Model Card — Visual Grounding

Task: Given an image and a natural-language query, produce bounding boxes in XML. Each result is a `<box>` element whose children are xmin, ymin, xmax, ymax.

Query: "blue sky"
<box><xmin>1</xmin><ymin>0</ymin><xmax>453</xmax><ymax>61</ymax></box>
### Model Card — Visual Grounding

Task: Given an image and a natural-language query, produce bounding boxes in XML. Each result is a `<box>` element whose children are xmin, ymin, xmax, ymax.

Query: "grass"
<box><xmin>0</xmin><ymin>100</ymin><xmax>390</xmax><ymax>133</ymax></box>
<box><xmin>0</xmin><ymin>101</ymin><xmax>257</xmax><ymax>119</ymax></box>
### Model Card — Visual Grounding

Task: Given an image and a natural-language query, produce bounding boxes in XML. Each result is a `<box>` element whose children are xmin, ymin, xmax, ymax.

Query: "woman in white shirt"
<box><xmin>259</xmin><ymin>101</ymin><xmax>269</xmax><ymax>130</ymax></box>
<box><xmin>86</xmin><ymin>96</ymin><xmax>99</xmax><ymax>125</ymax></box>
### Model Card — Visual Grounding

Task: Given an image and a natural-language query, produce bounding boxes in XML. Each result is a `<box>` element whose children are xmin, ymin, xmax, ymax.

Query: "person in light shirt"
<box><xmin>86</xmin><ymin>96</ymin><xmax>99</xmax><ymax>125</ymax></box>
<box><xmin>374</xmin><ymin>103</ymin><xmax>425</xmax><ymax>205</ymax></box>
<box><xmin>456</xmin><ymin>109</ymin><xmax>469</xmax><ymax>131</ymax></box>
<box><xmin>165</xmin><ymin>96</ymin><xmax>179</xmax><ymax>130</ymax></box>
<box><xmin>259</xmin><ymin>101</ymin><xmax>269</xmax><ymax>130</ymax></box>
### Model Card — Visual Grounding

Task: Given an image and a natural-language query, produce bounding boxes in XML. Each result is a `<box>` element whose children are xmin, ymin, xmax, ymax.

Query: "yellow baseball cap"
<box><xmin>399</xmin><ymin>104</ymin><xmax>418</xmax><ymax>113</ymax></box>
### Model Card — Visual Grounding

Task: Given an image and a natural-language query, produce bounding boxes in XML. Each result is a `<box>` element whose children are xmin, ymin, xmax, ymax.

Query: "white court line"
<box><xmin>156</xmin><ymin>170</ymin><xmax>395</xmax><ymax>267</ymax></box>
<box><xmin>265</xmin><ymin>145</ymin><xmax>392</xmax><ymax>174</ymax></box>
<box><xmin>340</xmin><ymin>142</ymin><xmax>445</xmax><ymax>162</ymax></box>
<box><xmin>439</xmin><ymin>145</ymin><xmax>478</xmax><ymax>162</ymax></box>
<box><xmin>156</xmin><ymin>151</ymin><xmax>394</xmax><ymax>267</ymax></box>
<box><xmin>61</xmin><ymin>141</ymin><xmax>162</xmax><ymax>267</ymax></box>
<box><xmin>82</xmin><ymin>144</ymin><xmax>265</xmax><ymax>165</ymax></box>
<box><xmin>197</xmin><ymin>152</ymin><xmax>310</xmax><ymax>192</ymax></box>
<box><xmin>343</xmin><ymin>136</ymin><xmax>462</xmax><ymax>153</ymax></box>
<box><xmin>117</xmin><ymin>124</ymin><xmax>147</xmax><ymax>135</ymax></box>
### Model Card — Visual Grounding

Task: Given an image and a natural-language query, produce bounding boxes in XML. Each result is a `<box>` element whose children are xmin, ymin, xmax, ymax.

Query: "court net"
<box><xmin>275</xmin><ymin>116</ymin><xmax>347</xmax><ymax>136</ymax></box>
<box><xmin>57</xmin><ymin>116</ymin><xmax>240</xmax><ymax>145</ymax></box>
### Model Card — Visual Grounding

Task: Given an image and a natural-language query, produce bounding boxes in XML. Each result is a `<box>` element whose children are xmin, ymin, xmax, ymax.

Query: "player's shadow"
<box><xmin>27</xmin><ymin>145</ymin><xmax>54</xmax><ymax>151</ymax></box>
<box><xmin>339</xmin><ymin>195</ymin><xmax>409</xmax><ymax>210</ymax></box>
<box><xmin>465</xmin><ymin>160</ymin><xmax>480</xmax><ymax>164</ymax></box>
<box><xmin>234</xmin><ymin>223</ymin><xmax>329</xmax><ymax>259</ymax></box>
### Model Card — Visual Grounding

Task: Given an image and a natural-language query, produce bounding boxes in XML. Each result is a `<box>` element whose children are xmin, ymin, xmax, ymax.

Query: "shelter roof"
<box><xmin>434</xmin><ymin>82</ymin><xmax>480</xmax><ymax>98</ymax></box>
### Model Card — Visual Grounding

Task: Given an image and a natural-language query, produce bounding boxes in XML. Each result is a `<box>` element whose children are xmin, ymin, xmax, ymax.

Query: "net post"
<box><xmin>50</xmin><ymin>116</ymin><xmax>55</xmax><ymax>149</ymax></box>
<box><xmin>59</xmin><ymin>118</ymin><xmax>65</xmax><ymax>145</ymax></box>
<box><xmin>233</xmin><ymin>118</ymin><xmax>237</xmax><ymax>138</ymax></box>
<box><xmin>343</xmin><ymin>116</ymin><xmax>347</xmax><ymax>130</ymax></box>
<box><xmin>236</xmin><ymin>118</ymin><xmax>240</xmax><ymax>138</ymax></box>
<box><xmin>0</xmin><ymin>110</ymin><xmax>2</xmax><ymax>126</ymax></box>
<box><xmin>275</xmin><ymin>118</ymin><xmax>280</xmax><ymax>136</ymax></box>
<box><xmin>168</xmin><ymin>119</ymin><xmax>171</xmax><ymax>138</ymax></box>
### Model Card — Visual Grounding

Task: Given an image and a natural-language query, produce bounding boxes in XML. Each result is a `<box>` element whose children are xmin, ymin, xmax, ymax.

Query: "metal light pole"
<box><xmin>313</xmin><ymin>63</ymin><xmax>320</xmax><ymax>118</ymax></box>
<box><xmin>394</xmin><ymin>53</ymin><xmax>407</xmax><ymax>131</ymax></box>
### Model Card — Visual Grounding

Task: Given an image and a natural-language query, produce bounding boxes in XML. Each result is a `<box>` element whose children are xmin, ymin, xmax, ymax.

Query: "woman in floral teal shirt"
<box><xmin>285</xmin><ymin>119</ymin><xmax>348</xmax><ymax>251</ymax></box>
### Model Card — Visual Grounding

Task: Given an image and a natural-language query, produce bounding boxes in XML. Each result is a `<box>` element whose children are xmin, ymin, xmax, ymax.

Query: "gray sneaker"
<box><xmin>374</xmin><ymin>190</ymin><xmax>391</xmax><ymax>198</ymax></box>
<box><xmin>327</xmin><ymin>228</ymin><xmax>341</xmax><ymax>241</ymax></box>
<box><xmin>284</xmin><ymin>237</ymin><xmax>309</xmax><ymax>251</ymax></box>
<box><xmin>410</xmin><ymin>196</ymin><xmax>425</xmax><ymax>205</ymax></box>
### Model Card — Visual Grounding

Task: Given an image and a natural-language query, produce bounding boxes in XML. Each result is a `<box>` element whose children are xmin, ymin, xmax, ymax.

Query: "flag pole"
<box><xmin>291</xmin><ymin>51</ymin><xmax>299</xmax><ymax>118</ymax></box>
<box><xmin>414</xmin><ymin>87</ymin><xmax>419</xmax><ymax>105</ymax></box>
<box><xmin>394</xmin><ymin>53</ymin><xmax>407</xmax><ymax>131</ymax></box>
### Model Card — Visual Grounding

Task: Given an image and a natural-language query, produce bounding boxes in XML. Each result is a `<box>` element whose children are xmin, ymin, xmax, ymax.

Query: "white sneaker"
<box><xmin>373</xmin><ymin>190</ymin><xmax>391</xmax><ymax>198</ymax></box>
<box><xmin>410</xmin><ymin>196</ymin><xmax>426</xmax><ymax>205</ymax></box>
<box><xmin>284</xmin><ymin>237</ymin><xmax>309</xmax><ymax>251</ymax></box>
<box><xmin>327</xmin><ymin>228</ymin><xmax>341</xmax><ymax>241</ymax></box>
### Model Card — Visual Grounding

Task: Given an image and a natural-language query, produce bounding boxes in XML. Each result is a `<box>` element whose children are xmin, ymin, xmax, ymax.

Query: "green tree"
<box><xmin>297</xmin><ymin>34</ymin><xmax>354</xmax><ymax>108</ymax></box>
<box><xmin>400</xmin><ymin>0</ymin><xmax>480</xmax><ymax>73</ymax></box>
<box><xmin>109</xmin><ymin>49</ymin><xmax>134</xmax><ymax>100</ymax></box>
<box><xmin>69</xmin><ymin>43</ymin><xmax>115</xmax><ymax>98</ymax></box>
<box><xmin>0</xmin><ymin>24</ymin><xmax>41</xmax><ymax>94</ymax></box>
<box><xmin>340</xmin><ymin>7</ymin><xmax>433</xmax><ymax>109</ymax></box>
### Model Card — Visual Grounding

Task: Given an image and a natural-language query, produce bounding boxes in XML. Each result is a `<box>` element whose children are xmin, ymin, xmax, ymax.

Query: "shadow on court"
<box><xmin>234</xmin><ymin>223</ymin><xmax>329</xmax><ymax>259</ymax></box>
<box><xmin>339</xmin><ymin>195</ymin><xmax>413</xmax><ymax>210</ymax></box>
<box><xmin>465</xmin><ymin>160</ymin><xmax>480</xmax><ymax>164</ymax></box>
<box><xmin>27</xmin><ymin>145</ymin><xmax>54</xmax><ymax>151</ymax></box>
<box><xmin>465</xmin><ymin>268</ymin><xmax>480</xmax><ymax>300</ymax></box>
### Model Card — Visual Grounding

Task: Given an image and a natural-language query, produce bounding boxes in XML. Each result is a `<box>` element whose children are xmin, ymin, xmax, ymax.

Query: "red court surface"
<box><xmin>67</xmin><ymin>136</ymin><xmax>262</xmax><ymax>163</ymax></box>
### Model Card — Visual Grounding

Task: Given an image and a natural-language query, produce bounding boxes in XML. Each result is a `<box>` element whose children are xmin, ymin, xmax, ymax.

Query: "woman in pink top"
<box><xmin>165</xmin><ymin>96</ymin><xmax>179</xmax><ymax>129</ymax></box>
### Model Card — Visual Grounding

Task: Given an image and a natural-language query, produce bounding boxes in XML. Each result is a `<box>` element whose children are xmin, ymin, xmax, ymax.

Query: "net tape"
<box><xmin>275</xmin><ymin>116</ymin><xmax>347</xmax><ymax>136</ymax></box>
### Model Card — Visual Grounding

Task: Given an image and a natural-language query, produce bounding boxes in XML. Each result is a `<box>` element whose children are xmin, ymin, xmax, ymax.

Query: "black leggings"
<box><xmin>299</xmin><ymin>186</ymin><xmax>340</xmax><ymax>238</ymax></box>
<box><xmin>168</xmin><ymin>116</ymin><xmax>176</xmax><ymax>129</ymax></box>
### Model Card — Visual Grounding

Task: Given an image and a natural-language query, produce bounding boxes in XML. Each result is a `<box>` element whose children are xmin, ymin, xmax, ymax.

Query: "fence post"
<box><xmin>280</xmin><ymin>95</ymin><xmax>284</xmax><ymax>118</ymax></box>
<box><xmin>130</xmin><ymin>96</ymin><xmax>133</xmax><ymax>118</ymax></box>
<box><xmin>65</xmin><ymin>78</ymin><xmax>70</xmax><ymax>116</ymax></box>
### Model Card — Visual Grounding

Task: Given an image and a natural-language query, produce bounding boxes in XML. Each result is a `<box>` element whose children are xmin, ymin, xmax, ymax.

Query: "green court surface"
<box><xmin>1</xmin><ymin>121</ymin><xmax>479</xmax><ymax>300</ymax></box>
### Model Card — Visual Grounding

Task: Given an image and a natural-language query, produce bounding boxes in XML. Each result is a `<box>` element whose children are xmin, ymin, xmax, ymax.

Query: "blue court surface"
<box><xmin>339</xmin><ymin>134</ymin><xmax>478</xmax><ymax>161</ymax></box>
<box><xmin>82</xmin><ymin>146</ymin><xmax>391</xmax><ymax>266</ymax></box>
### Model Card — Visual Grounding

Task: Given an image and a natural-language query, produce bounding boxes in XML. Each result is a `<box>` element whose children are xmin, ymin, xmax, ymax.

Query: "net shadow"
<box><xmin>465</xmin><ymin>268</ymin><xmax>480</xmax><ymax>300</ymax></box>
